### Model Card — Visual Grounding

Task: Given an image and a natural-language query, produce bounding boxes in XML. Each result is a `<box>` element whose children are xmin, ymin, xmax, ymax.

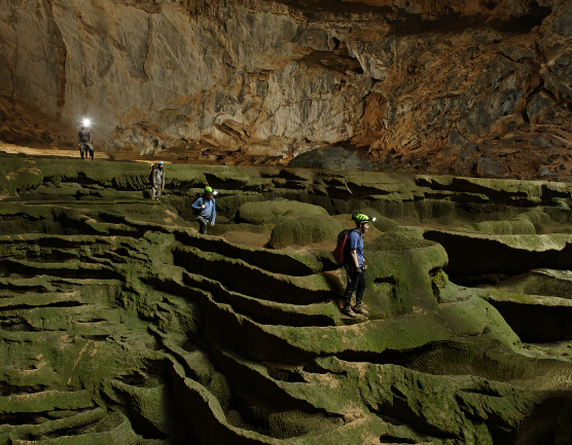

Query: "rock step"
<box><xmin>8</xmin><ymin>410</ymin><xmax>139</xmax><ymax>445</ymax></box>
<box><xmin>174</xmin><ymin>246</ymin><xmax>333</xmax><ymax>304</ymax></box>
<box><xmin>485</xmin><ymin>268</ymin><xmax>572</xmax><ymax>299</ymax></box>
<box><xmin>174</xmin><ymin>229</ymin><xmax>318</xmax><ymax>276</ymax></box>
<box><xmin>0</xmin><ymin>292</ymin><xmax>81</xmax><ymax>307</ymax></box>
<box><xmin>0</xmin><ymin>406</ymin><xmax>106</xmax><ymax>436</ymax></box>
<box><xmin>182</xmin><ymin>271</ymin><xmax>337</xmax><ymax>327</ymax></box>
<box><xmin>480</xmin><ymin>290</ymin><xmax>572</xmax><ymax>343</ymax></box>
<box><xmin>164</xmin><ymin>355</ymin><xmax>278</xmax><ymax>445</ymax></box>
<box><xmin>0</xmin><ymin>389</ymin><xmax>94</xmax><ymax>415</ymax></box>
<box><xmin>424</xmin><ymin>230</ymin><xmax>572</xmax><ymax>281</ymax></box>
<box><xmin>206</xmin><ymin>303</ymin><xmax>455</xmax><ymax>364</ymax></box>
<box><xmin>0</xmin><ymin>306</ymin><xmax>128</xmax><ymax>332</ymax></box>
<box><xmin>0</xmin><ymin>259</ymin><xmax>123</xmax><ymax>280</ymax></box>
<box><xmin>0</xmin><ymin>307</ymin><xmax>145</xmax><ymax>337</ymax></box>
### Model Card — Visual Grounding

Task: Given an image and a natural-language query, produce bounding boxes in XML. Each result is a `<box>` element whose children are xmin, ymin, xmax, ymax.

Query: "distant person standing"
<box><xmin>151</xmin><ymin>161</ymin><xmax>165</xmax><ymax>200</ymax></box>
<box><xmin>78</xmin><ymin>123</ymin><xmax>94</xmax><ymax>160</ymax></box>
<box><xmin>191</xmin><ymin>186</ymin><xmax>216</xmax><ymax>234</ymax></box>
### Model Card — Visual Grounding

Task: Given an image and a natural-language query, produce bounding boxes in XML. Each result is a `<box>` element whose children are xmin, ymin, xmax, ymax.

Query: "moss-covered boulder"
<box><xmin>236</xmin><ymin>200</ymin><xmax>329</xmax><ymax>225</ymax></box>
<box><xmin>268</xmin><ymin>216</ymin><xmax>346</xmax><ymax>249</ymax></box>
<box><xmin>365</xmin><ymin>232</ymin><xmax>448</xmax><ymax>315</ymax></box>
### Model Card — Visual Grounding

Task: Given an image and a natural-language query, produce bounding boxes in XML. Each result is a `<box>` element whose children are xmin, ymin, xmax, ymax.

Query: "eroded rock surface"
<box><xmin>1</xmin><ymin>158</ymin><xmax>572</xmax><ymax>443</ymax></box>
<box><xmin>1</xmin><ymin>0</ymin><xmax>572</xmax><ymax>180</ymax></box>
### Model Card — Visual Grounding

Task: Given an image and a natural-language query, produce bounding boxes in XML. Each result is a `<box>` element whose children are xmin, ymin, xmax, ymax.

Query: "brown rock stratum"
<box><xmin>1</xmin><ymin>0</ymin><xmax>572</xmax><ymax>179</ymax></box>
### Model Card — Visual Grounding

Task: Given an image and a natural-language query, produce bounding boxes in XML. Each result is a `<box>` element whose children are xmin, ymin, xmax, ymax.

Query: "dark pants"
<box><xmin>344</xmin><ymin>263</ymin><xmax>366</xmax><ymax>307</ymax></box>
<box><xmin>196</xmin><ymin>216</ymin><xmax>208</xmax><ymax>234</ymax></box>
<box><xmin>79</xmin><ymin>143</ymin><xmax>94</xmax><ymax>160</ymax></box>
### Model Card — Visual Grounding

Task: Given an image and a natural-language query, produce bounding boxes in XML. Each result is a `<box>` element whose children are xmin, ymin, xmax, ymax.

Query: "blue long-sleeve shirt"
<box><xmin>191</xmin><ymin>196</ymin><xmax>216</xmax><ymax>223</ymax></box>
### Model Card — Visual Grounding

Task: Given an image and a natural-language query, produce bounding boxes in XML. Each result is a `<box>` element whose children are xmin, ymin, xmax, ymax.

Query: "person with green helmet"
<box><xmin>342</xmin><ymin>212</ymin><xmax>374</xmax><ymax>317</ymax></box>
<box><xmin>191</xmin><ymin>186</ymin><xmax>217</xmax><ymax>234</ymax></box>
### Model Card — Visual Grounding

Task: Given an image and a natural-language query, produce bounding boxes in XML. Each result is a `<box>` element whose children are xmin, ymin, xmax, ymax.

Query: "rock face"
<box><xmin>287</xmin><ymin>146</ymin><xmax>374</xmax><ymax>171</ymax></box>
<box><xmin>1</xmin><ymin>0</ymin><xmax>572</xmax><ymax>179</ymax></box>
<box><xmin>1</xmin><ymin>157</ymin><xmax>572</xmax><ymax>444</ymax></box>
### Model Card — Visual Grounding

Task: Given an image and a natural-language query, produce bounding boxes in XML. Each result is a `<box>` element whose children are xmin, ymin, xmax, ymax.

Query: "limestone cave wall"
<box><xmin>1</xmin><ymin>0</ymin><xmax>572</xmax><ymax>179</ymax></box>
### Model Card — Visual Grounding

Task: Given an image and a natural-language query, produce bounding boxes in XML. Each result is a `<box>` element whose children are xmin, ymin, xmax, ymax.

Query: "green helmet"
<box><xmin>354</xmin><ymin>213</ymin><xmax>375</xmax><ymax>224</ymax></box>
<box><xmin>204</xmin><ymin>186</ymin><xmax>214</xmax><ymax>194</ymax></box>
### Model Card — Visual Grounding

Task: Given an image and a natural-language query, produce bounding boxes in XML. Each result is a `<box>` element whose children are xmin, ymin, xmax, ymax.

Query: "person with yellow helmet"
<box><xmin>191</xmin><ymin>186</ymin><xmax>217</xmax><ymax>234</ymax></box>
<box><xmin>342</xmin><ymin>213</ymin><xmax>375</xmax><ymax>318</ymax></box>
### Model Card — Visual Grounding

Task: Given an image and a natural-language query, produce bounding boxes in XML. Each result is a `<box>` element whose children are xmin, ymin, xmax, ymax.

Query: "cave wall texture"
<box><xmin>2</xmin><ymin>0</ymin><xmax>572</xmax><ymax>442</ymax></box>
<box><xmin>1</xmin><ymin>0</ymin><xmax>572</xmax><ymax>179</ymax></box>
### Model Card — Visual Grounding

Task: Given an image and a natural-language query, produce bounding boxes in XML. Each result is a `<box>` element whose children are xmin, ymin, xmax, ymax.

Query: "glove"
<box><xmin>356</xmin><ymin>266</ymin><xmax>363</xmax><ymax>274</ymax></box>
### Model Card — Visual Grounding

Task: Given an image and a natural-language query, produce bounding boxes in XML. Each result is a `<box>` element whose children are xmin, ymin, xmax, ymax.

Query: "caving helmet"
<box><xmin>353</xmin><ymin>213</ymin><xmax>375</xmax><ymax>224</ymax></box>
<box><xmin>158</xmin><ymin>161</ymin><xmax>164</xmax><ymax>165</ymax></box>
<box><xmin>204</xmin><ymin>186</ymin><xmax>214</xmax><ymax>194</ymax></box>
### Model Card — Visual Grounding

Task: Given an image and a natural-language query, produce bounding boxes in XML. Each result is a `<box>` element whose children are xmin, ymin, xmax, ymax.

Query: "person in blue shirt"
<box><xmin>342</xmin><ymin>213</ymin><xmax>374</xmax><ymax>318</ymax></box>
<box><xmin>191</xmin><ymin>186</ymin><xmax>217</xmax><ymax>234</ymax></box>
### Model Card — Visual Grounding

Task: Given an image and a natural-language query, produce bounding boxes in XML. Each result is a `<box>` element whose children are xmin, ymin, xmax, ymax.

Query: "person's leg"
<box><xmin>354</xmin><ymin>272</ymin><xmax>368</xmax><ymax>315</ymax></box>
<box><xmin>80</xmin><ymin>145</ymin><xmax>85</xmax><ymax>159</ymax></box>
<box><xmin>89</xmin><ymin>146</ymin><xmax>94</xmax><ymax>160</ymax></box>
<box><xmin>342</xmin><ymin>264</ymin><xmax>358</xmax><ymax>316</ymax></box>
<box><xmin>196</xmin><ymin>216</ymin><xmax>207</xmax><ymax>234</ymax></box>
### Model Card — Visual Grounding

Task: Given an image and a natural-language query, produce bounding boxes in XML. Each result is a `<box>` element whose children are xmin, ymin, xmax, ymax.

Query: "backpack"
<box><xmin>332</xmin><ymin>229</ymin><xmax>356</xmax><ymax>266</ymax></box>
<box><xmin>146</xmin><ymin>163</ymin><xmax>157</xmax><ymax>183</ymax></box>
<box><xmin>191</xmin><ymin>194</ymin><xmax>203</xmax><ymax>215</ymax></box>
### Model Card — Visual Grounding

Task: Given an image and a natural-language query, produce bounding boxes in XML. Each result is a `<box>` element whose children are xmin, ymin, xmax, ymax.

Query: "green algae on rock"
<box><xmin>1</xmin><ymin>160</ymin><xmax>572</xmax><ymax>443</ymax></box>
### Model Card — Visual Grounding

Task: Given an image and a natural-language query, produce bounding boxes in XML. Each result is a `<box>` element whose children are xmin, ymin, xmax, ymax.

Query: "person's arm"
<box><xmin>161</xmin><ymin>170</ymin><xmax>165</xmax><ymax>189</ymax></box>
<box><xmin>191</xmin><ymin>197</ymin><xmax>203</xmax><ymax>212</ymax></box>
<box><xmin>348</xmin><ymin>230</ymin><xmax>362</xmax><ymax>270</ymax></box>
<box><xmin>350</xmin><ymin>249</ymin><xmax>359</xmax><ymax>268</ymax></box>
<box><xmin>211</xmin><ymin>200</ymin><xmax>216</xmax><ymax>224</ymax></box>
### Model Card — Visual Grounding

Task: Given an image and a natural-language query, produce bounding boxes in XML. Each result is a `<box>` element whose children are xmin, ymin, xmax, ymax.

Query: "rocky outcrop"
<box><xmin>287</xmin><ymin>146</ymin><xmax>374</xmax><ymax>171</ymax></box>
<box><xmin>1</xmin><ymin>158</ymin><xmax>572</xmax><ymax>443</ymax></box>
<box><xmin>1</xmin><ymin>0</ymin><xmax>572</xmax><ymax>180</ymax></box>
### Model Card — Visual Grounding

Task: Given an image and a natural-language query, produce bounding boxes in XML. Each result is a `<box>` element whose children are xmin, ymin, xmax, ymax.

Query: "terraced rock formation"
<box><xmin>1</xmin><ymin>157</ymin><xmax>572</xmax><ymax>444</ymax></box>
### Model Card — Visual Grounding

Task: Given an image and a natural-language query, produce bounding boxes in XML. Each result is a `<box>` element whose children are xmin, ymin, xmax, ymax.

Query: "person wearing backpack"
<box><xmin>191</xmin><ymin>186</ymin><xmax>216</xmax><ymax>234</ymax></box>
<box><xmin>78</xmin><ymin>125</ymin><xmax>94</xmax><ymax>160</ymax></box>
<box><xmin>342</xmin><ymin>213</ymin><xmax>374</xmax><ymax>318</ymax></box>
<box><xmin>151</xmin><ymin>161</ymin><xmax>165</xmax><ymax>200</ymax></box>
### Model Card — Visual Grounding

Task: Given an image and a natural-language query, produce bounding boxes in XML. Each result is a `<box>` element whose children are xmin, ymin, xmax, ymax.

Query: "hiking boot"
<box><xmin>354</xmin><ymin>303</ymin><xmax>369</xmax><ymax>316</ymax></box>
<box><xmin>342</xmin><ymin>305</ymin><xmax>357</xmax><ymax>318</ymax></box>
